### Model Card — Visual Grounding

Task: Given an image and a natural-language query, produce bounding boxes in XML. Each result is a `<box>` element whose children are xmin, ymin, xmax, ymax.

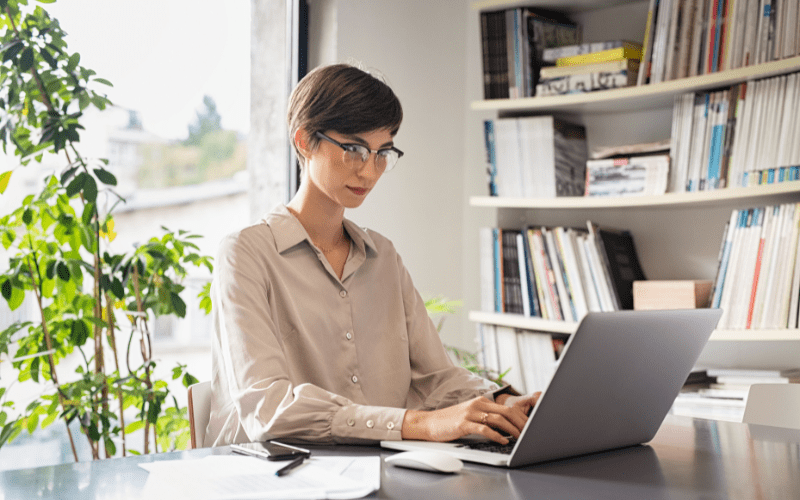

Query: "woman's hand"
<box><xmin>401</xmin><ymin>396</ymin><xmax>530</xmax><ymax>444</ymax></box>
<box><xmin>496</xmin><ymin>391</ymin><xmax>542</xmax><ymax>416</ymax></box>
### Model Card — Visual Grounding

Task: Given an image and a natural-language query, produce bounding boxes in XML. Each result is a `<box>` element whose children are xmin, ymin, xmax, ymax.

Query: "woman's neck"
<box><xmin>286</xmin><ymin>184</ymin><xmax>346</xmax><ymax>248</ymax></box>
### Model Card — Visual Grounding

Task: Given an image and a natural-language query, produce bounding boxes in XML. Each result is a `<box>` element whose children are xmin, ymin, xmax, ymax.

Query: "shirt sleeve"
<box><xmin>396</xmin><ymin>252</ymin><xmax>500</xmax><ymax>411</ymax></box>
<box><xmin>215</xmin><ymin>232</ymin><xmax>405</xmax><ymax>445</ymax></box>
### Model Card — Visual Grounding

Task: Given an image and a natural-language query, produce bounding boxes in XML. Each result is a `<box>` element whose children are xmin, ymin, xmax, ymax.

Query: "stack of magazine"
<box><xmin>537</xmin><ymin>40</ymin><xmax>642</xmax><ymax>96</ymax></box>
<box><xmin>672</xmin><ymin>367</ymin><xmax>800</xmax><ymax>422</ymax></box>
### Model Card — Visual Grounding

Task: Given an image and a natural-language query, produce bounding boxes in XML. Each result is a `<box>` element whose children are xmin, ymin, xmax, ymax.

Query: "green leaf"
<box><xmin>104</xmin><ymin>437</ymin><xmax>116</xmax><ymax>457</ymax></box>
<box><xmin>66</xmin><ymin>172</ymin><xmax>87</xmax><ymax>197</ymax></box>
<box><xmin>60</xmin><ymin>166</ymin><xmax>78</xmax><ymax>185</ymax></box>
<box><xmin>40</xmin><ymin>411</ymin><xmax>57</xmax><ymax>429</ymax></box>
<box><xmin>93</xmin><ymin>168</ymin><xmax>116</xmax><ymax>186</ymax></box>
<box><xmin>0</xmin><ymin>171</ymin><xmax>11</xmax><ymax>194</ymax></box>
<box><xmin>93</xmin><ymin>78</ymin><xmax>113</xmax><ymax>87</ymax></box>
<box><xmin>45</xmin><ymin>260</ymin><xmax>56</xmax><ymax>279</ymax></box>
<box><xmin>147</xmin><ymin>400</ymin><xmax>161</xmax><ymax>424</ymax></box>
<box><xmin>66</xmin><ymin>52</ymin><xmax>80</xmax><ymax>72</ymax></box>
<box><xmin>87</xmin><ymin>423</ymin><xmax>100</xmax><ymax>441</ymax></box>
<box><xmin>1</xmin><ymin>280</ymin><xmax>11</xmax><ymax>301</ymax></box>
<box><xmin>0</xmin><ymin>422</ymin><xmax>16</xmax><ymax>448</ymax></box>
<box><xmin>26</xmin><ymin>413</ymin><xmax>39</xmax><ymax>434</ymax></box>
<box><xmin>70</xmin><ymin>319</ymin><xmax>89</xmax><ymax>346</ymax></box>
<box><xmin>111</xmin><ymin>278</ymin><xmax>124</xmax><ymax>299</ymax></box>
<box><xmin>56</xmin><ymin>261</ymin><xmax>70</xmax><ymax>281</ymax></box>
<box><xmin>83</xmin><ymin>175</ymin><xmax>97</xmax><ymax>202</ymax></box>
<box><xmin>41</xmin><ymin>278</ymin><xmax>54</xmax><ymax>298</ymax></box>
<box><xmin>1</xmin><ymin>230</ymin><xmax>14</xmax><ymax>250</ymax></box>
<box><xmin>22</xmin><ymin>209</ymin><xmax>32</xmax><ymax>225</ymax></box>
<box><xmin>8</xmin><ymin>287</ymin><xmax>24</xmax><ymax>311</ymax></box>
<box><xmin>19</xmin><ymin>47</ymin><xmax>33</xmax><ymax>72</ymax></box>
<box><xmin>125</xmin><ymin>420</ymin><xmax>145</xmax><ymax>434</ymax></box>
<box><xmin>81</xmin><ymin>202</ymin><xmax>95</xmax><ymax>225</ymax></box>
<box><xmin>182</xmin><ymin>373</ymin><xmax>199</xmax><ymax>388</ymax></box>
<box><xmin>30</xmin><ymin>357</ymin><xmax>39</xmax><ymax>383</ymax></box>
<box><xmin>2</xmin><ymin>41</ymin><xmax>23</xmax><ymax>63</ymax></box>
<box><xmin>170</xmin><ymin>292</ymin><xmax>186</xmax><ymax>318</ymax></box>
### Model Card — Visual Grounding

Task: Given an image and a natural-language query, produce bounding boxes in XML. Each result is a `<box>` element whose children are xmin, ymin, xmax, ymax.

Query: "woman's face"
<box><xmin>301</xmin><ymin>128</ymin><xmax>395</xmax><ymax>209</ymax></box>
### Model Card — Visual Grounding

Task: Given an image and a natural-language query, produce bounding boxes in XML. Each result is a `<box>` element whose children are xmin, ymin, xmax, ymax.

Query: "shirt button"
<box><xmin>366</xmin><ymin>420</ymin><xmax>374</xmax><ymax>428</ymax></box>
<box><xmin>347</xmin><ymin>418</ymin><xmax>355</xmax><ymax>426</ymax></box>
<box><xmin>387</xmin><ymin>422</ymin><xmax>395</xmax><ymax>430</ymax></box>
<box><xmin>351</xmin><ymin>375</ymin><xmax>358</xmax><ymax>384</ymax></box>
<box><xmin>339</xmin><ymin>290</ymin><xmax>347</xmax><ymax>298</ymax></box>
<box><xmin>345</xmin><ymin>332</ymin><xmax>352</xmax><ymax>340</ymax></box>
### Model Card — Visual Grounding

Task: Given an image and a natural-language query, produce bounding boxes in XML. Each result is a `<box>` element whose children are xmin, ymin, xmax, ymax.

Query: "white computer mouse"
<box><xmin>385</xmin><ymin>450</ymin><xmax>463</xmax><ymax>473</ymax></box>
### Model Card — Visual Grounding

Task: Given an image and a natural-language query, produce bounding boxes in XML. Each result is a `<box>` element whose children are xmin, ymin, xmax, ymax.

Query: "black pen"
<box><xmin>275</xmin><ymin>454</ymin><xmax>307</xmax><ymax>477</ymax></box>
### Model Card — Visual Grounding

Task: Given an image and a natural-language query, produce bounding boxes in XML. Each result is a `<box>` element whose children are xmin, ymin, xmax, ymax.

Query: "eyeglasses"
<box><xmin>315</xmin><ymin>131</ymin><xmax>404</xmax><ymax>172</ymax></box>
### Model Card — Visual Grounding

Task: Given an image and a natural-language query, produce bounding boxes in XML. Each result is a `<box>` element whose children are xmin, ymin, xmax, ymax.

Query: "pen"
<box><xmin>275</xmin><ymin>454</ymin><xmax>306</xmax><ymax>477</ymax></box>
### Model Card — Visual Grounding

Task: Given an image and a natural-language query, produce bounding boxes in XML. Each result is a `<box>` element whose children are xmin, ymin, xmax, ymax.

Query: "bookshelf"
<box><xmin>467</xmin><ymin>0</ymin><xmax>800</xmax><ymax>370</ymax></box>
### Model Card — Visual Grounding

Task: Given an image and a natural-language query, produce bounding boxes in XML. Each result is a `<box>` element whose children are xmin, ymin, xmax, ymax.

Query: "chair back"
<box><xmin>188</xmin><ymin>381</ymin><xmax>212</xmax><ymax>448</ymax></box>
<box><xmin>742</xmin><ymin>383</ymin><xmax>800</xmax><ymax>430</ymax></box>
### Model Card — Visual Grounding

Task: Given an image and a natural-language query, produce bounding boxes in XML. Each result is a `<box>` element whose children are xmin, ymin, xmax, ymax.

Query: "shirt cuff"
<box><xmin>484</xmin><ymin>384</ymin><xmax>521</xmax><ymax>402</ymax></box>
<box><xmin>332</xmin><ymin>405</ymin><xmax>406</xmax><ymax>441</ymax></box>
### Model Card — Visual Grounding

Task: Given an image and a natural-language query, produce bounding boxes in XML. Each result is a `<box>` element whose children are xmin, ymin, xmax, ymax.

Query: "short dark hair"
<box><xmin>287</xmin><ymin>63</ymin><xmax>403</xmax><ymax>169</ymax></box>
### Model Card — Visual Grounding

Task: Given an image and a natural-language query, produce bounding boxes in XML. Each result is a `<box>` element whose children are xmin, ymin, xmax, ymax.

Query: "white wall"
<box><xmin>308</xmin><ymin>0</ymin><xmax>476</xmax><ymax>348</ymax></box>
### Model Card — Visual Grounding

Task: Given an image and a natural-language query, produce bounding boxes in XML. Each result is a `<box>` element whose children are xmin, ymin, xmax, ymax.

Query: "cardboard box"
<box><xmin>633</xmin><ymin>280</ymin><xmax>713</xmax><ymax>310</ymax></box>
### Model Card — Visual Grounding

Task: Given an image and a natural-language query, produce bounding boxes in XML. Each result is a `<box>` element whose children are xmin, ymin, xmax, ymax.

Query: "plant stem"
<box><xmin>132</xmin><ymin>264</ymin><xmax>153</xmax><ymax>455</ymax></box>
<box><xmin>105</xmin><ymin>292</ymin><xmax>126</xmax><ymax>457</ymax></box>
<box><xmin>23</xmin><ymin>249</ymin><xmax>78</xmax><ymax>462</ymax></box>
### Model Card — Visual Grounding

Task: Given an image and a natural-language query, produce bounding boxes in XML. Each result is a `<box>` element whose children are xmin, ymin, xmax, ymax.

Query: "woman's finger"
<box><xmin>468</xmin><ymin>421</ymin><xmax>510</xmax><ymax>444</ymax></box>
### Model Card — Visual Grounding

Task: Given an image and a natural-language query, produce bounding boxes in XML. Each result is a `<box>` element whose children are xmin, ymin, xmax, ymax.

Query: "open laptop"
<box><xmin>382</xmin><ymin>309</ymin><xmax>722</xmax><ymax>467</ymax></box>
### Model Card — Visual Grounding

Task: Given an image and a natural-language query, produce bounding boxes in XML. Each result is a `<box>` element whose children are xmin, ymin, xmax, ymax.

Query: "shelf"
<box><xmin>472</xmin><ymin>0</ymin><xmax>635</xmax><ymax>13</ymax></box>
<box><xmin>470</xmin><ymin>181</ymin><xmax>800</xmax><ymax>209</ymax></box>
<box><xmin>468</xmin><ymin>311</ymin><xmax>578</xmax><ymax>333</ymax></box>
<box><xmin>469</xmin><ymin>311</ymin><xmax>800</xmax><ymax>341</ymax></box>
<box><xmin>709</xmin><ymin>330</ymin><xmax>800</xmax><ymax>342</ymax></box>
<box><xmin>470</xmin><ymin>56</ymin><xmax>800</xmax><ymax>114</ymax></box>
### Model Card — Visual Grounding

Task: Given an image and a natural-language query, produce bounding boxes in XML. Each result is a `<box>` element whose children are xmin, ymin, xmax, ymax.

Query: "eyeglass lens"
<box><xmin>342</xmin><ymin>146</ymin><xmax>399</xmax><ymax>171</ymax></box>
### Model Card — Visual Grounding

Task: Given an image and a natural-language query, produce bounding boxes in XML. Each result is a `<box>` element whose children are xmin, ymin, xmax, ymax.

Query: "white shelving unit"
<box><xmin>467</xmin><ymin>0</ymin><xmax>800</xmax><ymax>368</ymax></box>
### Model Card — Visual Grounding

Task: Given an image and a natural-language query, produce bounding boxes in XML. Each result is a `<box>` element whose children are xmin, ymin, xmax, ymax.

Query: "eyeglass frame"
<box><xmin>314</xmin><ymin>131</ymin><xmax>404</xmax><ymax>171</ymax></box>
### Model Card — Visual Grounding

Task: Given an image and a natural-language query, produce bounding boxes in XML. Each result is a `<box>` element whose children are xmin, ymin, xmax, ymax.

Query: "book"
<box><xmin>535</xmin><ymin>67</ymin><xmax>638</xmax><ymax>96</ymax></box>
<box><xmin>501</xmin><ymin>229</ymin><xmax>524</xmax><ymax>315</ymax></box>
<box><xmin>543</xmin><ymin>40</ymin><xmax>641</xmax><ymax>62</ymax></box>
<box><xmin>589</xmin><ymin>223</ymin><xmax>647</xmax><ymax>310</ymax></box>
<box><xmin>555</xmin><ymin>44</ymin><xmax>644</xmax><ymax>67</ymax></box>
<box><xmin>585</xmin><ymin>154</ymin><xmax>670</xmax><ymax>197</ymax></box>
<box><xmin>633</xmin><ymin>280</ymin><xmax>713</xmax><ymax>310</ymax></box>
<box><xmin>479</xmin><ymin>227</ymin><xmax>496</xmax><ymax>313</ymax></box>
<box><xmin>496</xmin><ymin>326</ymin><xmax>526</xmax><ymax>393</ymax></box>
<box><xmin>539</xmin><ymin>58</ymin><xmax>639</xmax><ymax>79</ymax></box>
<box><xmin>485</xmin><ymin>116</ymin><xmax>587</xmax><ymax>198</ymax></box>
<box><xmin>639</xmin><ymin>0</ymin><xmax>661</xmax><ymax>85</ymax></box>
<box><xmin>592</xmin><ymin>139</ymin><xmax>672</xmax><ymax>160</ymax></box>
<box><xmin>479</xmin><ymin>7</ymin><xmax>580</xmax><ymax>99</ymax></box>
<box><xmin>706</xmin><ymin>367</ymin><xmax>800</xmax><ymax>377</ymax></box>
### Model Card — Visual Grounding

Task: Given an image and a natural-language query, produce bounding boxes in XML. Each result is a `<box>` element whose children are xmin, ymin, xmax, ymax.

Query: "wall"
<box><xmin>308</xmin><ymin>0</ymin><xmax>475</xmax><ymax>348</ymax></box>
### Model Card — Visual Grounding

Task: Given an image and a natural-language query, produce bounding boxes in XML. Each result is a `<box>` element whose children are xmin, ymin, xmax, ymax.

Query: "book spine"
<box><xmin>493</xmin><ymin>228</ymin><xmax>503</xmax><ymax>313</ymax></box>
<box><xmin>536</xmin><ymin>71</ymin><xmax>635</xmax><ymax>96</ymax></box>
<box><xmin>483</xmin><ymin>120</ymin><xmax>498</xmax><ymax>196</ymax></box>
<box><xmin>542</xmin><ymin>40</ymin><xmax>628</xmax><ymax>62</ymax></box>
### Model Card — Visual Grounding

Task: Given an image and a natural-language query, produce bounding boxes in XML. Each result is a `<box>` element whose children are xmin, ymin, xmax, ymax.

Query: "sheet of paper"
<box><xmin>138</xmin><ymin>455</ymin><xmax>380</xmax><ymax>500</ymax></box>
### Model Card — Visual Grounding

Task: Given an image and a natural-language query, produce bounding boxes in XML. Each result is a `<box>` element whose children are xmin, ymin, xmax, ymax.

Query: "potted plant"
<box><xmin>0</xmin><ymin>0</ymin><xmax>213</xmax><ymax>460</ymax></box>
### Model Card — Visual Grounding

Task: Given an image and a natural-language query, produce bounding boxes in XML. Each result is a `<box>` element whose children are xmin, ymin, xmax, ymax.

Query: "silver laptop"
<box><xmin>382</xmin><ymin>309</ymin><xmax>722</xmax><ymax>467</ymax></box>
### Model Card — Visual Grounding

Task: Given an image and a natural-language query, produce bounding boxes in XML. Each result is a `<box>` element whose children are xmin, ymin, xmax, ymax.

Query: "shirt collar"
<box><xmin>265</xmin><ymin>204</ymin><xmax>377</xmax><ymax>256</ymax></box>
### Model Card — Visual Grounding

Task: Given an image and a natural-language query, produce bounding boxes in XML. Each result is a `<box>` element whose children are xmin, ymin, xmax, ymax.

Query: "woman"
<box><xmin>205</xmin><ymin>63</ymin><xmax>539</xmax><ymax>447</ymax></box>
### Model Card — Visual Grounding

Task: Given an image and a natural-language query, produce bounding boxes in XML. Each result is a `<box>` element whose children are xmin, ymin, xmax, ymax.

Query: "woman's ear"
<box><xmin>294</xmin><ymin>129</ymin><xmax>311</xmax><ymax>158</ymax></box>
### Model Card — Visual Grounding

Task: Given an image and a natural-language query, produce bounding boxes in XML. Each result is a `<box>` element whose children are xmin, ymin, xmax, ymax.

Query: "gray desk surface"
<box><xmin>2</xmin><ymin>415</ymin><xmax>799</xmax><ymax>499</ymax></box>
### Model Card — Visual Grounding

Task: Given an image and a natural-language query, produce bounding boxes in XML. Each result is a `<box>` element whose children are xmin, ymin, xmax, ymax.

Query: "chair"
<box><xmin>742</xmin><ymin>384</ymin><xmax>800</xmax><ymax>430</ymax></box>
<box><xmin>188</xmin><ymin>381</ymin><xmax>212</xmax><ymax>448</ymax></box>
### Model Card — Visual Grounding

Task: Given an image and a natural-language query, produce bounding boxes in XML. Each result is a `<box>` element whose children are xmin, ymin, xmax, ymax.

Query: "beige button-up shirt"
<box><xmin>205</xmin><ymin>205</ymin><xmax>499</xmax><ymax>446</ymax></box>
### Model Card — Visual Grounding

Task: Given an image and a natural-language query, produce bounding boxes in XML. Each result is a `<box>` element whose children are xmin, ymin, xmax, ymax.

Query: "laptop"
<box><xmin>382</xmin><ymin>309</ymin><xmax>722</xmax><ymax>467</ymax></box>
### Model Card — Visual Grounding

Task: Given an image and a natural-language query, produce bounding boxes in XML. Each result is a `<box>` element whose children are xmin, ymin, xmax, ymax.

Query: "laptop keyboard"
<box><xmin>456</xmin><ymin>438</ymin><xmax>517</xmax><ymax>455</ymax></box>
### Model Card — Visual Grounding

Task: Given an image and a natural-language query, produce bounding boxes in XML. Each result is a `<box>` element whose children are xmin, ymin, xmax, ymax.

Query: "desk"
<box><xmin>2</xmin><ymin>415</ymin><xmax>799</xmax><ymax>499</ymax></box>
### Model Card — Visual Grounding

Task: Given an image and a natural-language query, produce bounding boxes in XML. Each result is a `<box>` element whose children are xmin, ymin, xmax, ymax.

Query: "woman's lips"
<box><xmin>348</xmin><ymin>187</ymin><xmax>368</xmax><ymax>195</ymax></box>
